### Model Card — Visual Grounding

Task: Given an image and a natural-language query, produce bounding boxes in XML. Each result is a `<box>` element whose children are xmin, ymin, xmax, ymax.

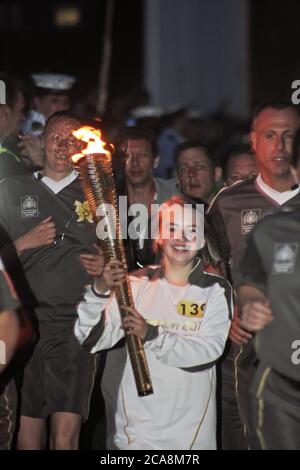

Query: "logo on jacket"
<box><xmin>272</xmin><ymin>243</ymin><xmax>298</xmax><ymax>274</ymax></box>
<box><xmin>241</xmin><ymin>209</ymin><xmax>261</xmax><ymax>235</ymax></box>
<box><xmin>21</xmin><ymin>196</ymin><xmax>39</xmax><ymax>218</ymax></box>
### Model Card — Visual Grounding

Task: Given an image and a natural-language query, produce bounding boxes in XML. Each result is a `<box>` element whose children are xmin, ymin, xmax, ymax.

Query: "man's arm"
<box><xmin>14</xmin><ymin>216</ymin><xmax>56</xmax><ymax>255</ymax></box>
<box><xmin>236</xmin><ymin>227</ymin><xmax>273</xmax><ymax>333</ymax></box>
<box><xmin>238</xmin><ymin>284</ymin><xmax>274</xmax><ymax>332</ymax></box>
<box><xmin>239</xmin><ymin>284</ymin><xmax>268</xmax><ymax>305</ymax></box>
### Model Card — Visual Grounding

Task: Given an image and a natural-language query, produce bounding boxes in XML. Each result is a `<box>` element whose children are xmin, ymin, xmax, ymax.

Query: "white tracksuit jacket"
<box><xmin>75</xmin><ymin>264</ymin><xmax>232</xmax><ymax>450</ymax></box>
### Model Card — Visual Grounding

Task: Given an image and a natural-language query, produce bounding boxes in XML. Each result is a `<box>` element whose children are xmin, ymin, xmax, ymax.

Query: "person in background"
<box><xmin>20</xmin><ymin>73</ymin><xmax>75</xmax><ymax>169</ymax></box>
<box><xmin>22</xmin><ymin>73</ymin><xmax>75</xmax><ymax>136</ymax></box>
<box><xmin>117</xmin><ymin>126</ymin><xmax>178</xmax><ymax>270</ymax></box>
<box><xmin>224</xmin><ymin>147</ymin><xmax>257</xmax><ymax>186</ymax></box>
<box><xmin>176</xmin><ymin>141</ymin><xmax>223</xmax><ymax>204</ymax></box>
<box><xmin>0</xmin><ymin>72</ymin><xmax>28</xmax><ymax>177</ymax></box>
<box><xmin>155</xmin><ymin>107</ymin><xmax>188</xmax><ymax>179</ymax></box>
<box><xmin>127</xmin><ymin>105</ymin><xmax>163</xmax><ymax>136</ymax></box>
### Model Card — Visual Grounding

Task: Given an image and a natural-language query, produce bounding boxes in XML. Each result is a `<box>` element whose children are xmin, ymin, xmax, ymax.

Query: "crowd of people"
<box><xmin>0</xmin><ymin>70</ymin><xmax>299</xmax><ymax>450</ymax></box>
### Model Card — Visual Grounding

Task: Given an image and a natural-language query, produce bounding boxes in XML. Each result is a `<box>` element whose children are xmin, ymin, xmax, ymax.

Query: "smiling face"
<box><xmin>43</xmin><ymin>116</ymin><xmax>81</xmax><ymax>179</ymax></box>
<box><xmin>251</xmin><ymin>107</ymin><xmax>300</xmax><ymax>182</ymax></box>
<box><xmin>158</xmin><ymin>203</ymin><xmax>204</xmax><ymax>268</ymax></box>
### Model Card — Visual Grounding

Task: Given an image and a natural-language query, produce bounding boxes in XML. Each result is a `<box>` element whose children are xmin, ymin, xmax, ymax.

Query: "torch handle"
<box><xmin>115</xmin><ymin>278</ymin><xmax>153</xmax><ymax>396</ymax></box>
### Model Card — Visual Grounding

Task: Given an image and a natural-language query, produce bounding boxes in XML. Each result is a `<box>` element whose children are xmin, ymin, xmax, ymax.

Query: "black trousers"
<box><xmin>0</xmin><ymin>378</ymin><xmax>17</xmax><ymax>450</ymax></box>
<box><xmin>219</xmin><ymin>341</ymin><xmax>248</xmax><ymax>449</ymax></box>
<box><xmin>251</xmin><ymin>366</ymin><xmax>300</xmax><ymax>450</ymax></box>
<box><xmin>235</xmin><ymin>341</ymin><xmax>261</xmax><ymax>449</ymax></box>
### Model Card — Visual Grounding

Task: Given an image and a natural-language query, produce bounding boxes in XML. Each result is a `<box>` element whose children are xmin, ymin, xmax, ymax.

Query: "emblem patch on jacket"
<box><xmin>21</xmin><ymin>196</ymin><xmax>39</xmax><ymax>218</ymax></box>
<box><xmin>241</xmin><ymin>209</ymin><xmax>261</xmax><ymax>234</ymax></box>
<box><xmin>272</xmin><ymin>243</ymin><xmax>298</xmax><ymax>274</ymax></box>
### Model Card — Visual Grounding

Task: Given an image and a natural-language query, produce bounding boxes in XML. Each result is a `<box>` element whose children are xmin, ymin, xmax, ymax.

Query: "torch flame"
<box><xmin>72</xmin><ymin>125</ymin><xmax>113</xmax><ymax>163</ymax></box>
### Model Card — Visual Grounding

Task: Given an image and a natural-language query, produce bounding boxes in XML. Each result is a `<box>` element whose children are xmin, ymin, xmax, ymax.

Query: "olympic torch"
<box><xmin>71</xmin><ymin>126</ymin><xmax>153</xmax><ymax>396</ymax></box>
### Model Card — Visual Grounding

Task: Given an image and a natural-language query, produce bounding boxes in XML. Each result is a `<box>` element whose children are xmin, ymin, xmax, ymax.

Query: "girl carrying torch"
<box><xmin>75</xmin><ymin>196</ymin><xmax>232</xmax><ymax>450</ymax></box>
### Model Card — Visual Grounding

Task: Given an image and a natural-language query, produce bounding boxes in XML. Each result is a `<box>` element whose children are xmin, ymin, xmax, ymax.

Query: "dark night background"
<box><xmin>0</xmin><ymin>0</ymin><xmax>143</xmax><ymax>105</ymax></box>
<box><xmin>0</xmin><ymin>0</ymin><xmax>300</xmax><ymax>112</ymax></box>
<box><xmin>251</xmin><ymin>0</ymin><xmax>300</xmax><ymax>106</ymax></box>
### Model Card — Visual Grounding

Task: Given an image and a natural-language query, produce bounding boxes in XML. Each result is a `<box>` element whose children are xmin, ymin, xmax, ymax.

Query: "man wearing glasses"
<box><xmin>0</xmin><ymin>111</ymin><xmax>102</xmax><ymax>449</ymax></box>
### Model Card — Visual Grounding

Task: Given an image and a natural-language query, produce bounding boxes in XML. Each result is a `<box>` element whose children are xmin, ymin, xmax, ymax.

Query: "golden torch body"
<box><xmin>73</xmin><ymin>151</ymin><xmax>153</xmax><ymax>396</ymax></box>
